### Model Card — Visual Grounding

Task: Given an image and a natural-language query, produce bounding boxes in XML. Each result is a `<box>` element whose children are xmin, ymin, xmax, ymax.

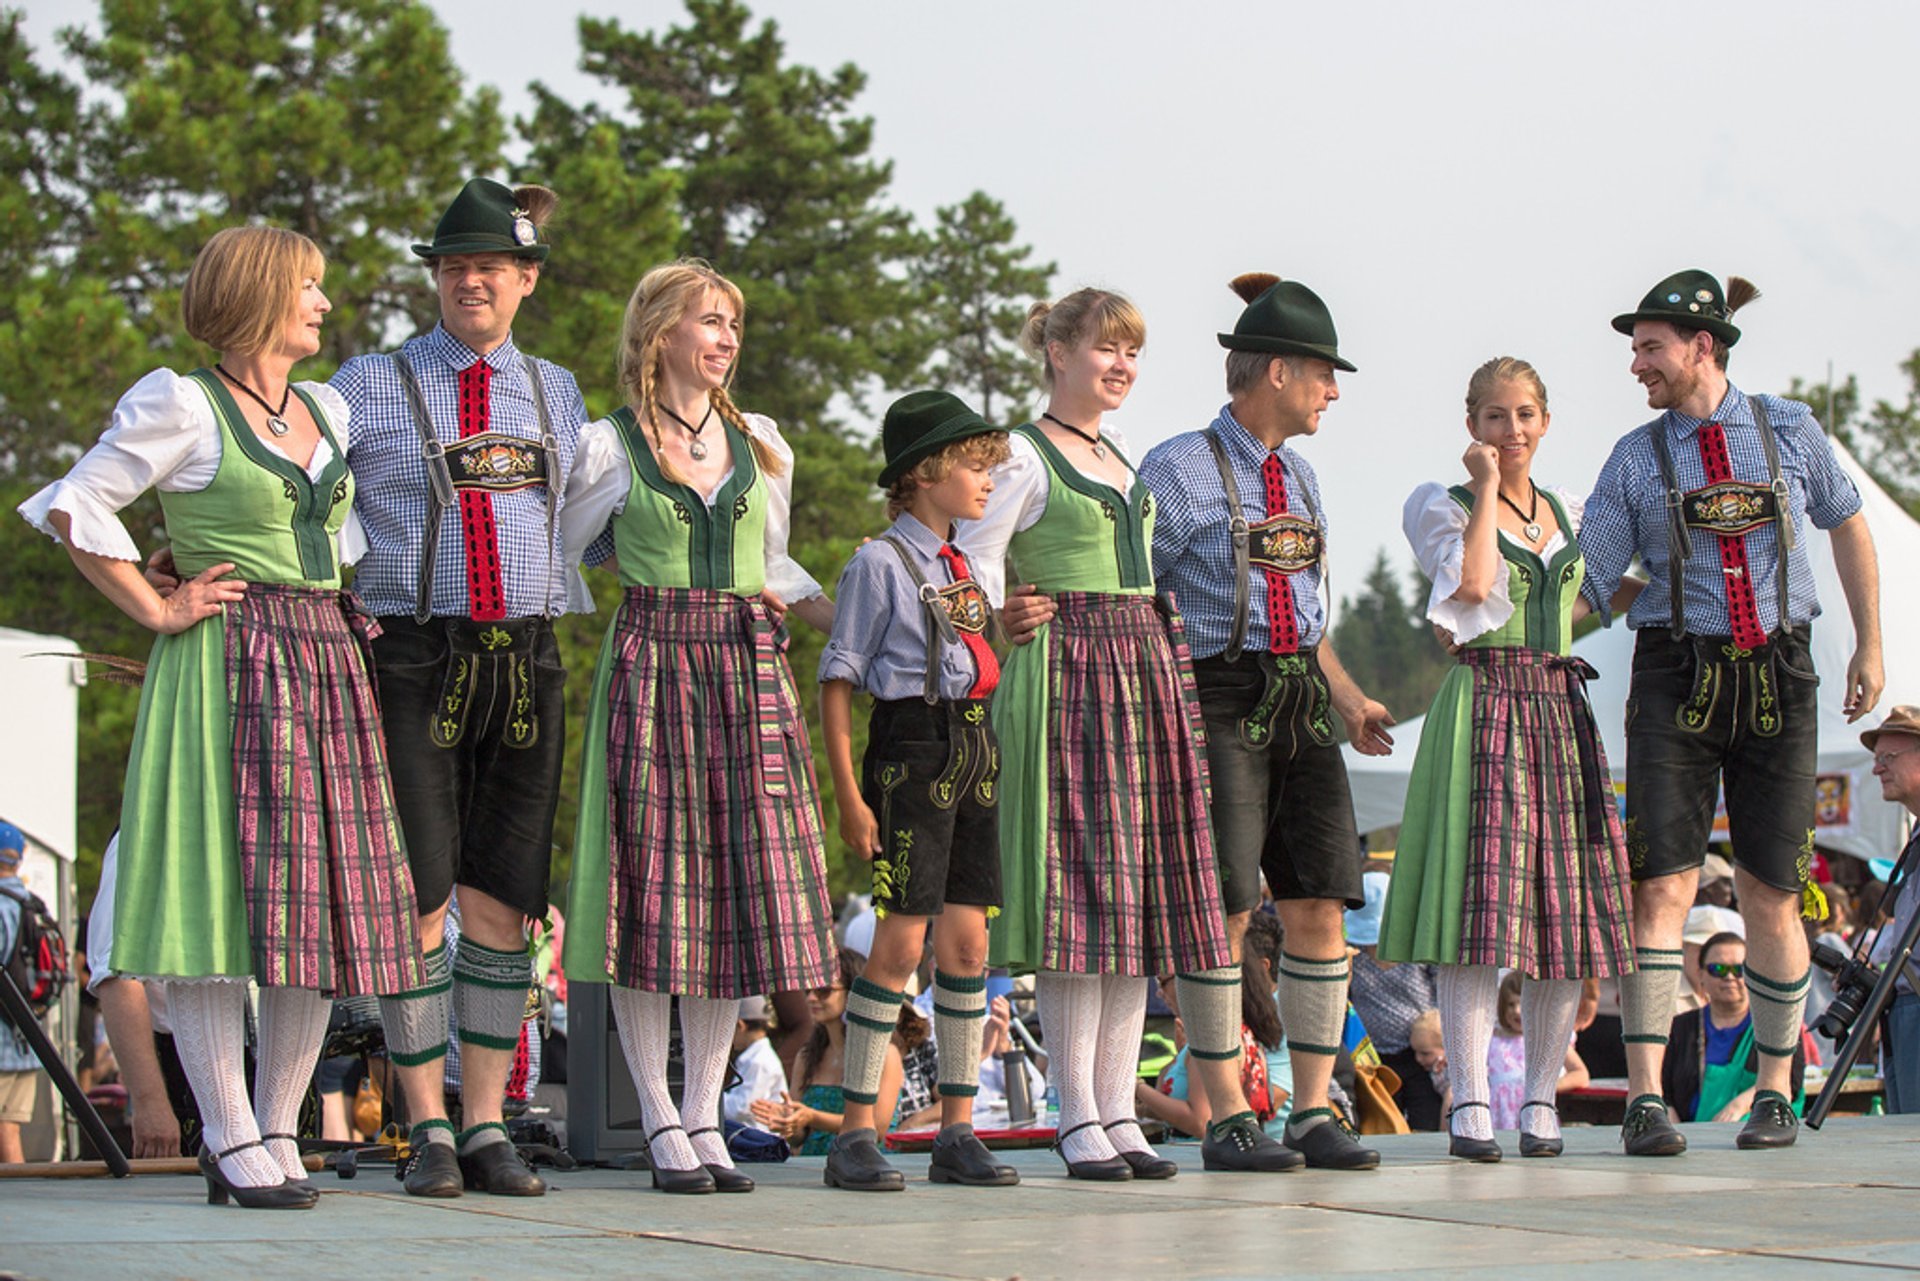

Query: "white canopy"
<box><xmin>1345</xmin><ymin>439</ymin><xmax>1918</xmax><ymax>865</ymax></box>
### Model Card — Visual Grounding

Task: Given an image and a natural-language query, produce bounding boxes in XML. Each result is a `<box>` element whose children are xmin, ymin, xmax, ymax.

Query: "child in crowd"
<box><xmin>815</xmin><ymin>391</ymin><xmax>1019</xmax><ymax>1191</ymax></box>
<box><xmin>1408</xmin><ymin>1010</ymin><xmax>1448</xmax><ymax>1115</ymax></box>
<box><xmin>722</xmin><ymin>996</ymin><xmax>789</xmax><ymax>1131</ymax></box>
<box><xmin>1487</xmin><ymin>972</ymin><xmax>1590</xmax><ymax>1134</ymax></box>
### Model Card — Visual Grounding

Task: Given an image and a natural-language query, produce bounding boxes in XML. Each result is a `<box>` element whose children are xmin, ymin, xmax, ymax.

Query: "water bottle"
<box><xmin>1042</xmin><ymin>1081</ymin><xmax>1060</xmax><ymax>1130</ymax></box>
<box><xmin>1000</xmin><ymin>1044</ymin><xmax>1034</xmax><ymax>1127</ymax></box>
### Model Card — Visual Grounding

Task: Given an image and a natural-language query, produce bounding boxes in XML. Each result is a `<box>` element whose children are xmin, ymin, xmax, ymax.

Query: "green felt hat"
<box><xmin>1218</xmin><ymin>277</ymin><xmax>1356</xmax><ymax>373</ymax></box>
<box><xmin>412</xmin><ymin>178</ymin><xmax>550</xmax><ymax>263</ymax></box>
<box><xmin>877</xmin><ymin>390</ymin><xmax>999</xmax><ymax>488</ymax></box>
<box><xmin>1611</xmin><ymin>268</ymin><xmax>1740</xmax><ymax>345</ymax></box>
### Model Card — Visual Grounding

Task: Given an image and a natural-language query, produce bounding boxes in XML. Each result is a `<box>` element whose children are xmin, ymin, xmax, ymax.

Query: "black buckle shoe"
<box><xmin>458</xmin><ymin>1132</ymin><xmax>547</xmax><ymax>1197</ymax></box>
<box><xmin>1282</xmin><ymin>1108</ymin><xmax>1380</xmax><ymax>1170</ymax></box>
<box><xmin>1446</xmin><ymin>1102</ymin><xmax>1503</xmax><ymax>1163</ymax></box>
<box><xmin>200</xmin><ymin>1141</ymin><xmax>320</xmax><ymax>1210</ymax></box>
<box><xmin>1054</xmin><ymin>1120</ymin><xmax>1132</xmax><ymax>1181</ymax></box>
<box><xmin>261</xmin><ymin>1132</ymin><xmax>318</xmax><ymax>1194</ymax></box>
<box><xmin>1517</xmin><ymin>1102</ymin><xmax>1563</xmax><ymax>1158</ymax></box>
<box><xmin>687</xmin><ymin>1127</ymin><xmax>754</xmax><ymax>1192</ymax></box>
<box><xmin>398</xmin><ymin>1137</ymin><xmax>464</xmax><ymax>1198</ymax></box>
<box><xmin>1621</xmin><ymin>1095</ymin><xmax>1687</xmax><ymax>1157</ymax></box>
<box><xmin>825</xmin><ymin>1127</ymin><xmax>907</xmax><ymax>1191</ymax></box>
<box><xmin>645</xmin><ymin>1124</ymin><xmax>716</xmax><ymax>1194</ymax></box>
<box><xmin>1201</xmin><ymin>1111</ymin><xmax>1304</xmax><ymax>1172</ymax></box>
<box><xmin>928</xmin><ymin>1123</ymin><xmax>1020</xmax><ymax>1186</ymax></box>
<box><xmin>1105</xmin><ymin>1120</ymin><xmax>1179</xmax><ymax>1179</ymax></box>
<box><xmin>1736</xmin><ymin>1092</ymin><xmax>1800</xmax><ymax>1150</ymax></box>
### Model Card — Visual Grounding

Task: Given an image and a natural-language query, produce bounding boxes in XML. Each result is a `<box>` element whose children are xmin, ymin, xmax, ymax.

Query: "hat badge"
<box><xmin>1695</xmin><ymin>289</ymin><xmax>1714</xmax><ymax>302</ymax></box>
<box><xmin>511</xmin><ymin>209</ymin><xmax>537</xmax><ymax>247</ymax></box>
<box><xmin>1666</xmin><ymin>292</ymin><xmax>1682</xmax><ymax>303</ymax></box>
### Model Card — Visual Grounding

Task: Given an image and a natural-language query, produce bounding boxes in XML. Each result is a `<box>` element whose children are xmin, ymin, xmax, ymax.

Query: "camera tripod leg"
<box><xmin>0</xmin><ymin>969</ymin><xmax>131</xmax><ymax>1175</ymax></box>
<box><xmin>1808</xmin><ymin>838</ymin><xmax>1920</xmax><ymax>1130</ymax></box>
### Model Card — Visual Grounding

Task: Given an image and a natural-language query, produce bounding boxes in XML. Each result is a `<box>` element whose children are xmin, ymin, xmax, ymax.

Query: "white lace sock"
<box><xmin>1520</xmin><ymin>977</ymin><xmax>1581</xmax><ymax>1140</ymax></box>
<box><xmin>608</xmin><ymin>986</ymin><xmax>699</xmax><ymax>1172</ymax></box>
<box><xmin>1435</xmin><ymin>964</ymin><xmax>1500</xmax><ymax>1141</ymax></box>
<box><xmin>678</xmin><ymin>995</ymin><xmax>740</xmax><ymax>1169</ymax></box>
<box><xmin>253</xmin><ymin>985</ymin><xmax>330</xmax><ymax>1180</ymax></box>
<box><xmin>169</xmin><ymin>979</ymin><xmax>283</xmax><ymax>1188</ymax></box>
<box><xmin>1037</xmin><ymin>971</ymin><xmax>1115</xmax><ymax>1164</ymax></box>
<box><xmin>1093</xmin><ymin>975</ymin><xmax>1153</xmax><ymax>1156</ymax></box>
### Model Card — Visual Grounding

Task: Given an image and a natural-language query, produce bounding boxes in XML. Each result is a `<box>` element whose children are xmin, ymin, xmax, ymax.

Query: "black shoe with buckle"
<box><xmin>398</xmin><ymin>1132</ymin><xmax>464</xmax><ymax>1198</ymax></box>
<box><xmin>1446</xmin><ymin>1102</ymin><xmax>1503</xmax><ymax>1163</ymax></box>
<box><xmin>458</xmin><ymin>1125</ymin><xmax>547</xmax><ymax>1196</ymax></box>
<box><xmin>825</xmin><ymin>1127</ymin><xmax>907</xmax><ymax>1191</ymax></box>
<box><xmin>1201</xmin><ymin>1110</ymin><xmax>1304</xmax><ymax>1172</ymax></box>
<box><xmin>686</xmin><ymin>1127</ymin><xmax>754</xmax><ymax>1192</ymax></box>
<box><xmin>1517</xmin><ymin>1102</ymin><xmax>1563</xmax><ymax>1158</ymax></box>
<box><xmin>1621</xmin><ymin>1094</ymin><xmax>1687</xmax><ymax>1157</ymax></box>
<box><xmin>646</xmin><ymin>1124</ymin><xmax>716</xmax><ymax>1194</ymax></box>
<box><xmin>928</xmin><ymin>1123</ymin><xmax>1019</xmax><ymax>1186</ymax></box>
<box><xmin>1054</xmin><ymin>1120</ymin><xmax>1132</xmax><ymax>1181</ymax></box>
<box><xmin>261</xmin><ymin>1132</ymin><xmax>318</xmax><ymax>1194</ymax></box>
<box><xmin>1282</xmin><ymin>1108</ymin><xmax>1380</xmax><ymax>1171</ymax></box>
<box><xmin>1104</xmin><ymin>1119</ymin><xmax>1179</xmax><ymax>1179</ymax></box>
<box><xmin>1736</xmin><ymin>1091</ymin><xmax>1799</xmax><ymax>1150</ymax></box>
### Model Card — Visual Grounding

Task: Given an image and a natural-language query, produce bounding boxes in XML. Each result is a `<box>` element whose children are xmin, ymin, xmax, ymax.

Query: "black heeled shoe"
<box><xmin>199</xmin><ymin>1141</ymin><xmax>319</xmax><ymax>1209</ymax></box>
<box><xmin>1104</xmin><ymin>1119</ymin><xmax>1178</xmax><ymax>1179</ymax></box>
<box><xmin>1446</xmin><ymin>1103</ymin><xmax>1503</xmax><ymax>1163</ymax></box>
<box><xmin>1517</xmin><ymin>1102</ymin><xmax>1564</xmax><ymax>1158</ymax></box>
<box><xmin>261</xmin><ymin>1132</ymin><xmax>318</xmax><ymax>1194</ymax></box>
<box><xmin>1053</xmin><ymin>1120</ymin><xmax>1132</xmax><ymax>1181</ymax></box>
<box><xmin>646</xmin><ymin>1124</ymin><xmax>716</xmax><ymax>1195</ymax></box>
<box><xmin>687</xmin><ymin>1127</ymin><xmax>755</xmax><ymax>1192</ymax></box>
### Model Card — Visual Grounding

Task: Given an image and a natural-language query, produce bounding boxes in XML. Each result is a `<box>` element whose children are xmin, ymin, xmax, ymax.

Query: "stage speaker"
<box><xmin>565</xmin><ymin>984</ymin><xmax>683</xmax><ymax>1164</ymax></box>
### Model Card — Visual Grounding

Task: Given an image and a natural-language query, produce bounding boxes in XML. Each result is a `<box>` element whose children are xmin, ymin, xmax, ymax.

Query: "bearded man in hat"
<box><xmin>1135</xmin><ymin>273</ymin><xmax>1395</xmax><ymax>1170</ymax></box>
<box><xmin>329</xmin><ymin>178</ymin><xmax>590</xmax><ymax>1196</ymax></box>
<box><xmin>1861</xmin><ymin>706</ymin><xmax>1920</xmax><ymax>1113</ymax></box>
<box><xmin>1581</xmin><ymin>269</ymin><xmax>1883</xmax><ymax>1155</ymax></box>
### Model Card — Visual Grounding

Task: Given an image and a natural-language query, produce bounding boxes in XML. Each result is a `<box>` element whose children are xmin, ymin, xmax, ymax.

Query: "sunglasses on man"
<box><xmin>1704</xmin><ymin>961</ymin><xmax>1745</xmax><ymax>980</ymax></box>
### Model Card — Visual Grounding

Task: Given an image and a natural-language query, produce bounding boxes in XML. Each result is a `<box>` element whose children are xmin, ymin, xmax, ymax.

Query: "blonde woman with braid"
<box><xmin>561</xmin><ymin>259</ymin><xmax>836</xmax><ymax>1194</ymax></box>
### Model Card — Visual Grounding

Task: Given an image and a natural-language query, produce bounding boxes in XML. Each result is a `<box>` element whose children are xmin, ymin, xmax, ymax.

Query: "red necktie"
<box><xmin>936</xmin><ymin>545</ymin><xmax>1000</xmax><ymax>698</ymax></box>
<box><xmin>1261</xmin><ymin>453</ymin><xmax>1300</xmax><ymax>654</ymax></box>
<box><xmin>1696</xmin><ymin>421</ymin><xmax>1767</xmax><ymax>650</ymax></box>
<box><xmin>456</xmin><ymin>362</ymin><xmax>506</xmax><ymax>622</ymax></box>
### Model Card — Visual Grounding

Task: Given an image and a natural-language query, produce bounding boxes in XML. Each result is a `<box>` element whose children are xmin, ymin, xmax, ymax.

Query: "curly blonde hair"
<box><xmin>883</xmin><ymin>431</ymin><xmax>1012</xmax><ymax>519</ymax></box>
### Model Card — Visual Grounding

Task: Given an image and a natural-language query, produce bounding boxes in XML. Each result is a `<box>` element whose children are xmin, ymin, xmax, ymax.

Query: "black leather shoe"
<box><xmin>399</xmin><ymin>1138</ymin><xmax>464</xmax><ymax>1198</ymax></box>
<box><xmin>200</xmin><ymin>1142</ymin><xmax>319</xmax><ymax>1210</ymax></box>
<box><xmin>459</xmin><ymin>1132</ymin><xmax>547</xmax><ymax>1196</ymax></box>
<box><xmin>1446</xmin><ymin>1103</ymin><xmax>1502</xmax><ymax>1162</ymax></box>
<box><xmin>825</xmin><ymin>1127</ymin><xmax>906</xmax><ymax>1191</ymax></box>
<box><xmin>687</xmin><ymin>1128</ymin><xmax>754</xmax><ymax>1192</ymax></box>
<box><xmin>1518</xmin><ymin>1102</ymin><xmax>1563</xmax><ymax>1157</ymax></box>
<box><xmin>928</xmin><ymin>1124</ymin><xmax>1019</xmax><ymax>1186</ymax></box>
<box><xmin>1053</xmin><ymin>1120</ymin><xmax>1132</xmax><ymax>1181</ymax></box>
<box><xmin>646</xmin><ymin>1124</ymin><xmax>716</xmax><ymax>1194</ymax></box>
<box><xmin>1736</xmin><ymin>1092</ymin><xmax>1800</xmax><ymax>1150</ymax></box>
<box><xmin>261</xmin><ymin>1133</ymin><xmax>318</xmax><ymax>1194</ymax></box>
<box><xmin>1201</xmin><ymin>1111</ymin><xmax>1304</xmax><ymax>1172</ymax></box>
<box><xmin>1621</xmin><ymin>1095</ymin><xmax>1687</xmax><ymax>1157</ymax></box>
<box><xmin>1282</xmin><ymin>1108</ymin><xmax>1380</xmax><ymax>1170</ymax></box>
<box><xmin>1106</xmin><ymin>1120</ymin><xmax>1179</xmax><ymax>1180</ymax></box>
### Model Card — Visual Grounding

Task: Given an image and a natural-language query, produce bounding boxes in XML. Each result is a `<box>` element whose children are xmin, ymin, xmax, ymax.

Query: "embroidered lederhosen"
<box><xmin>1203</xmin><ymin>429</ymin><xmax>1331</xmax><ymax>747</ymax></box>
<box><xmin>876</xmin><ymin>533</ymin><xmax>998</xmax><ymax>804</ymax></box>
<box><xmin>389</xmin><ymin>350</ymin><xmax>560</xmax><ymax>750</ymax></box>
<box><xmin>1648</xmin><ymin>396</ymin><xmax>1795</xmax><ymax>738</ymax></box>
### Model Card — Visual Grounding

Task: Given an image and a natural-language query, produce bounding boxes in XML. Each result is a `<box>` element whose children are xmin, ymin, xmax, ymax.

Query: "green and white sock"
<box><xmin>458</xmin><ymin>1119</ymin><xmax>511</xmax><ymax>1156</ymax></box>
<box><xmin>1621</xmin><ymin>947</ymin><xmax>1684</xmax><ymax>1049</ymax></box>
<box><xmin>1177</xmin><ymin>968</ymin><xmax>1243</xmax><ymax>1062</ymax></box>
<box><xmin>453</xmin><ymin>936</ymin><xmax>531</xmax><ymax>1053</ymax></box>
<box><xmin>380</xmin><ymin>942</ymin><xmax>452</xmax><ymax>1068</ymax></box>
<box><xmin>933</xmin><ymin>971</ymin><xmax>987</xmax><ymax>1097</ymax></box>
<box><xmin>1277</xmin><ymin>951</ymin><xmax>1349</xmax><ymax>1059</ymax></box>
<box><xmin>843</xmin><ymin>976</ymin><xmax>906</xmax><ymax>1106</ymax></box>
<box><xmin>410</xmin><ymin>1116</ymin><xmax>456</xmax><ymax>1150</ymax></box>
<box><xmin>1746</xmin><ymin>965</ymin><xmax>1811</xmax><ymax>1059</ymax></box>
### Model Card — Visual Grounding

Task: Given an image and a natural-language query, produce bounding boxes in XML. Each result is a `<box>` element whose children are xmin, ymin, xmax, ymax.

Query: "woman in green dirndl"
<box><xmin>957</xmin><ymin>289</ymin><xmax>1233</xmax><ymax>1180</ymax></box>
<box><xmin>19</xmin><ymin>228</ymin><xmax>425</xmax><ymax>1208</ymax></box>
<box><xmin>1379</xmin><ymin>357</ymin><xmax>1638</xmax><ymax>1160</ymax></box>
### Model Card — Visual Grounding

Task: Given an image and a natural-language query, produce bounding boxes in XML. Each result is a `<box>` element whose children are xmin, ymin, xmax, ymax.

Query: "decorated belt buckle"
<box><xmin>446</xmin><ymin>431</ymin><xmax>549</xmax><ymax>493</ymax></box>
<box><xmin>1682</xmin><ymin>480</ymin><xmax>1775</xmax><ymax>536</ymax></box>
<box><xmin>1248</xmin><ymin>512</ymin><xmax>1322</xmax><ymax>575</ymax></box>
<box><xmin>938</xmin><ymin>580</ymin><xmax>991</xmax><ymax>634</ymax></box>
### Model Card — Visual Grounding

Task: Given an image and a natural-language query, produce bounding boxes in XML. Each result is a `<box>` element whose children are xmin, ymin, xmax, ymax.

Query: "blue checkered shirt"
<box><xmin>1578</xmin><ymin>385</ymin><xmax>1860</xmax><ymax>633</ymax></box>
<box><xmin>818</xmin><ymin>514</ymin><xmax>983</xmax><ymax>701</ymax></box>
<box><xmin>331</xmin><ymin>327</ymin><xmax>591</xmax><ymax>619</ymax></box>
<box><xmin>1140</xmin><ymin>405</ymin><xmax>1328</xmax><ymax>659</ymax></box>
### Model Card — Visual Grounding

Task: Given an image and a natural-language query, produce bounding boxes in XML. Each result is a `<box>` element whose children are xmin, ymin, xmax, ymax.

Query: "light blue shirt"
<box><xmin>0</xmin><ymin>875</ymin><xmax>43</xmax><ymax>1069</ymax></box>
<box><xmin>818</xmin><ymin>512</ymin><xmax>989</xmax><ymax>701</ymax></box>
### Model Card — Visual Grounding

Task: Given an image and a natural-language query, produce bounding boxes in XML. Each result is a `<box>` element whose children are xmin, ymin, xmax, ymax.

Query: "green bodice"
<box><xmin>158</xmin><ymin>369</ymin><xmax>351</xmax><ymax>587</ymax></box>
<box><xmin>1006</xmin><ymin>424</ymin><xmax>1154</xmax><ymax>595</ymax></box>
<box><xmin>1449</xmin><ymin>485</ymin><xmax>1583</xmax><ymax>655</ymax></box>
<box><xmin>608</xmin><ymin>407</ymin><xmax>768</xmax><ymax>595</ymax></box>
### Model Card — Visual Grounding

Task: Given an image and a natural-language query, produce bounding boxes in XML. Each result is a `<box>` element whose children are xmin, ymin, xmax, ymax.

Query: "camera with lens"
<box><xmin>1810</xmin><ymin>941</ymin><xmax>1880</xmax><ymax>1042</ymax></box>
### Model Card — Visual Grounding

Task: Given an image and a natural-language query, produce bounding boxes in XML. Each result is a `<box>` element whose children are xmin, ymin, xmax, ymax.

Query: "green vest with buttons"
<box><xmin>1447</xmin><ymin>485</ymin><xmax>1583</xmax><ymax>655</ymax></box>
<box><xmin>1007</xmin><ymin>424</ymin><xmax>1155</xmax><ymax>595</ymax></box>
<box><xmin>607</xmin><ymin>407</ymin><xmax>769</xmax><ymax>596</ymax></box>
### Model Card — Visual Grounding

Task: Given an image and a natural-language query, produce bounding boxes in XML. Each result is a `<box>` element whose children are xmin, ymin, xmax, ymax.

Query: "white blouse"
<box><xmin>18</xmin><ymin>367</ymin><xmax>363</xmax><ymax>564</ymax></box>
<box><xmin>1403</xmin><ymin>481</ymin><xmax>1585</xmax><ymax>645</ymax></box>
<box><xmin>953</xmin><ymin>426</ymin><xmax>1138</xmax><ymax>609</ymax></box>
<box><xmin>560</xmin><ymin>410</ymin><xmax>824</xmax><ymax>604</ymax></box>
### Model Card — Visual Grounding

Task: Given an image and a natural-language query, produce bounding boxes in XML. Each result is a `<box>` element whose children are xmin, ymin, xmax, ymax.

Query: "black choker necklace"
<box><xmin>662</xmin><ymin>404</ymin><xmax>715</xmax><ymax>460</ymax></box>
<box><xmin>1498</xmin><ymin>481</ymin><xmax>1543</xmax><ymax>542</ymax></box>
<box><xmin>217</xmin><ymin>365</ymin><xmax>292</xmax><ymax>437</ymax></box>
<box><xmin>1042</xmin><ymin>411</ymin><xmax>1106</xmax><ymax>459</ymax></box>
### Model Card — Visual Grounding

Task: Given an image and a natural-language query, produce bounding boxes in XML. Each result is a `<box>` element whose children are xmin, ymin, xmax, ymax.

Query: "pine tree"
<box><xmin>1331</xmin><ymin>551</ymin><xmax>1453</xmax><ymax>723</ymax></box>
<box><xmin>912</xmin><ymin>192</ymin><xmax>1055</xmax><ymax>422</ymax></box>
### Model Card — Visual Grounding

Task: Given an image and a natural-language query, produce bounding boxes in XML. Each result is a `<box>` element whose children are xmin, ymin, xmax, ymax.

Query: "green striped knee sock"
<box><xmin>1277</xmin><ymin>951</ymin><xmax>1349</xmax><ymax>1059</ymax></box>
<box><xmin>1746</xmin><ymin>965</ymin><xmax>1811</xmax><ymax>1059</ymax></box>
<box><xmin>843</xmin><ymin>976</ymin><xmax>906</xmax><ymax>1106</ymax></box>
<box><xmin>1178</xmin><ymin>968</ymin><xmax>1244</xmax><ymax>1062</ymax></box>
<box><xmin>1621</xmin><ymin>947</ymin><xmax>1685</xmax><ymax>1047</ymax></box>
<box><xmin>453</xmin><ymin>936</ymin><xmax>531</xmax><ymax>1054</ymax></box>
<box><xmin>380</xmin><ymin>942</ymin><xmax>451</xmax><ymax>1068</ymax></box>
<box><xmin>933</xmin><ymin>971</ymin><xmax>987</xmax><ymax>1097</ymax></box>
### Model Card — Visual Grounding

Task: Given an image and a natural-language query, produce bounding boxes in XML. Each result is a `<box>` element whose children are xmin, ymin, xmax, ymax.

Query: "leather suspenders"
<box><xmin>1203</xmin><ymin>428</ymin><xmax>1323</xmax><ymax>662</ymax></box>
<box><xmin>879</xmin><ymin>534</ymin><xmax>961</xmax><ymax>705</ymax></box>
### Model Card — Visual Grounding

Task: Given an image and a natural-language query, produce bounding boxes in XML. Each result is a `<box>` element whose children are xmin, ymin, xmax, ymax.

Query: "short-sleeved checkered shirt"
<box><xmin>1578</xmin><ymin>385</ymin><xmax>1860</xmax><ymax>633</ymax></box>
<box><xmin>332</xmin><ymin>326</ymin><xmax>591</xmax><ymax>619</ymax></box>
<box><xmin>1140</xmin><ymin>405</ymin><xmax>1329</xmax><ymax>659</ymax></box>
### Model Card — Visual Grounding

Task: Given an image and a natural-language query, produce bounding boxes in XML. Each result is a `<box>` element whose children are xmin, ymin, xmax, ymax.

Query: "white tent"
<box><xmin>1345</xmin><ymin>439</ymin><xmax>1919</xmax><ymax>864</ymax></box>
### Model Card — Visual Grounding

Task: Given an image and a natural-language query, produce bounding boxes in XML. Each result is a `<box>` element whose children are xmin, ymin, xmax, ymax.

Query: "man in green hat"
<box><xmin>1136</xmin><ymin>273</ymin><xmax>1395</xmax><ymax>1170</ymax></box>
<box><xmin>329</xmin><ymin>177</ymin><xmax>590</xmax><ymax>1197</ymax></box>
<box><xmin>1581</xmin><ymin>268</ymin><xmax>1884</xmax><ymax>1155</ymax></box>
